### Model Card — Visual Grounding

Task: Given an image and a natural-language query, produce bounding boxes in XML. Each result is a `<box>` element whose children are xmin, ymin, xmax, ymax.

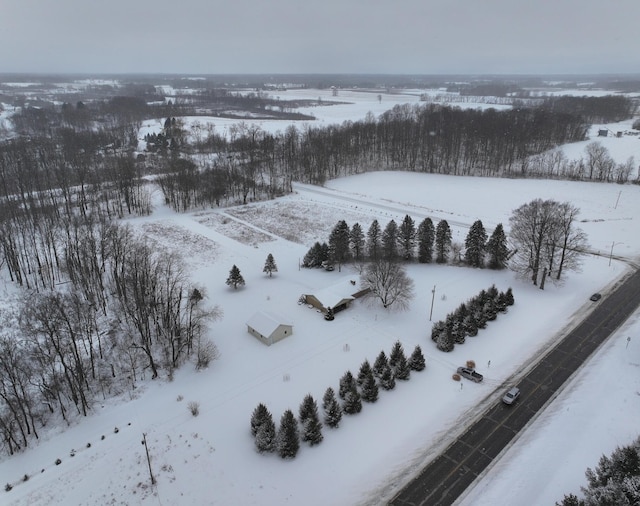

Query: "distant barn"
<box><xmin>598</xmin><ymin>129</ymin><xmax>608</xmax><ymax>137</ymax></box>
<box><xmin>246</xmin><ymin>311</ymin><xmax>293</xmax><ymax>346</ymax></box>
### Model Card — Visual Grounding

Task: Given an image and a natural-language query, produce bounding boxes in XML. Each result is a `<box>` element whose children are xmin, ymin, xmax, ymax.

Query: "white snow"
<box><xmin>2</xmin><ymin>87</ymin><xmax>640</xmax><ymax>506</ymax></box>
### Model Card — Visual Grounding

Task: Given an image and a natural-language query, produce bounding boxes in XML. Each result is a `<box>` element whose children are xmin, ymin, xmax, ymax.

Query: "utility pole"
<box><xmin>429</xmin><ymin>285</ymin><xmax>436</xmax><ymax>321</ymax></box>
<box><xmin>142</xmin><ymin>433</ymin><xmax>156</xmax><ymax>485</ymax></box>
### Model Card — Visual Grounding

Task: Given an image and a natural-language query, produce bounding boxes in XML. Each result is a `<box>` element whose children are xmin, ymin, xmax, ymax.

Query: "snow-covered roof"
<box><xmin>246</xmin><ymin>311</ymin><xmax>291</xmax><ymax>336</ymax></box>
<box><xmin>307</xmin><ymin>277</ymin><xmax>360</xmax><ymax>308</ymax></box>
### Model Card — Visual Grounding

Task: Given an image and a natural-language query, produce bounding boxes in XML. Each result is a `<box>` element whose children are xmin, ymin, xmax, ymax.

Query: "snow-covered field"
<box><xmin>1</xmin><ymin>86</ymin><xmax>640</xmax><ymax>505</ymax></box>
<box><xmin>1</xmin><ymin>169</ymin><xmax>639</xmax><ymax>506</ymax></box>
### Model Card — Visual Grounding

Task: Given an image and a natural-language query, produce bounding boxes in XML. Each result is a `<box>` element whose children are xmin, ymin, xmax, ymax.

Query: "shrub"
<box><xmin>466</xmin><ymin>360</ymin><xmax>476</xmax><ymax>369</ymax></box>
<box><xmin>452</xmin><ymin>374</ymin><xmax>461</xmax><ymax>381</ymax></box>
<box><xmin>22</xmin><ymin>474</ymin><xmax>29</xmax><ymax>482</ymax></box>
<box><xmin>55</xmin><ymin>458</ymin><xmax>62</xmax><ymax>465</ymax></box>
<box><xmin>5</xmin><ymin>483</ymin><xmax>12</xmax><ymax>492</ymax></box>
<box><xmin>188</xmin><ymin>401</ymin><xmax>200</xmax><ymax>417</ymax></box>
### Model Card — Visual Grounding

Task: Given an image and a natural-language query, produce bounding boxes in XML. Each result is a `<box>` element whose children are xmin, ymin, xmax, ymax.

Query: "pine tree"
<box><xmin>373</xmin><ymin>351</ymin><xmax>389</xmax><ymax>378</ymax></box>
<box><xmin>408</xmin><ymin>345</ymin><xmax>426</xmax><ymax>371</ymax></box>
<box><xmin>339</xmin><ymin>371</ymin><xmax>357</xmax><ymax>400</ymax></box>
<box><xmin>226</xmin><ymin>264</ymin><xmax>245</xmax><ymax>289</ymax></box>
<box><xmin>381</xmin><ymin>219</ymin><xmax>399</xmax><ymax>261</ymax></box>
<box><xmin>263</xmin><ymin>253</ymin><xmax>278</xmax><ymax>277</ymax></box>
<box><xmin>299</xmin><ymin>395</ymin><xmax>323</xmax><ymax>446</ymax></box>
<box><xmin>302</xmin><ymin>242</ymin><xmax>323</xmax><ymax>268</ymax></box>
<box><xmin>435</xmin><ymin>220</ymin><xmax>452</xmax><ymax>264</ymax></box>
<box><xmin>322</xmin><ymin>387</ymin><xmax>343</xmax><ymax>428</ymax></box>
<box><xmin>328</xmin><ymin>220</ymin><xmax>351</xmax><ymax>271</ymax></box>
<box><xmin>357</xmin><ymin>360</ymin><xmax>373</xmax><ymax>387</ymax></box>
<box><xmin>276</xmin><ymin>409</ymin><xmax>300</xmax><ymax>459</ymax></box>
<box><xmin>299</xmin><ymin>394</ymin><xmax>316</xmax><ymax>426</ymax></box>
<box><xmin>350</xmin><ymin>223</ymin><xmax>365</xmax><ymax>261</ymax></box>
<box><xmin>398</xmin><ymin>214</ymin><xmax>416</xmax><ymax>260</ymax></box>
<box><xmin>255</xmin><ymin>413</ymin><xmax>276</xmax><ymax>453</ymax></box>
<box><xmin>417</xmin><ymin>217</ymin><xmax>435</xmax><ymax>263</ymax></box>
<box><xmin>431</xmin><ymin>320</ymin><xmax>445</xmax><ymax>343</ymax></box>
<box><xmin>251</xmin><ymin>403</ymin><xmax>270</xmax><ymax>437</ymax></box>
<box><xmin>504</xmin><ymin>287</ymin><xmax>515</xmax><ymax>306</ymax></box>
<box><xmin>360</xmin><ymin>368</ymin><xmax>379</xmax><ymax>403</ymax></box>
<box><xmin>464</xmin><ymin>220</ymin><xmax>488</xmax><ymax>267</ymax></box>
<box><xmin>486</xmin><ymin>223</ymin><xmax>509</xmax><ymax>269</ymax></box>
<box><xmin>367</xmin><ymin>220</ymin><xmax>382</xmax><ymax>260</ymax></box>
<box><xmin>389</xmin><ymin>341</ymin><xmax>410</xmax><ymax>380</ymax></box>
<box><xmin>342</xmin><ymin>388</ymin><xmax>362</xmax><ymax>415</ymax></box>
<box><xmin>379</xmin><ymin>363</ymin><xmax>396</xmax><ymax>390</ymax></box>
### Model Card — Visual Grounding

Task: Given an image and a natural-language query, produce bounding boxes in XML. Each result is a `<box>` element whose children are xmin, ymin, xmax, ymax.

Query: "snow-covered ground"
<box><xmin>1</xmin><ymin>169</ymin><xmax>639</xmax><ymax>506</ymax></box>
<box><xmin>1</xmin><ymin>85</ymin><xmax>640</xmax><ymax>505</ymax></box>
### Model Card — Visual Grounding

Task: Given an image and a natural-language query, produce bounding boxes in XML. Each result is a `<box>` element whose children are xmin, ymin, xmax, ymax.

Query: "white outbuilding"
<box><xmin>246</xmin><ymin>311</ymin><xmax>293</xmax><ymax>346</ymax></box>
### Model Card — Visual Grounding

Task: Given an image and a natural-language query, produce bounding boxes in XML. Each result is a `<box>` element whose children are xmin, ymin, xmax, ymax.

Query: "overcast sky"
<box><xmin>2</xmin><ymin>0</ymin><xmax>639</xmax><ymax>75</ymax></box>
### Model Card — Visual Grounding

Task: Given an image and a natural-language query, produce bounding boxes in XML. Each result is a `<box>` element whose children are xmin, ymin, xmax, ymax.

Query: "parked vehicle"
<box><xmin>590</xmin><ymin>293</ymin><xmax>602</xmax><ymax>302</ymax></box>
<box><xmin>502</xmin><ymin>387</ymin><xmax>520</xmax><ymax>405</ymax></box>
<box><xmin>457</xmin><ymin>367</ymin><xmax>483</xmax><ymax>383</ymax></box>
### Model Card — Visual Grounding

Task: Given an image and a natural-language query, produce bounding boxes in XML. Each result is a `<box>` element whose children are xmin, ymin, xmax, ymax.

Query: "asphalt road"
<box><xmin>390</xmin><ymin>267</ymin><xmax>640</xmax><ymax>506</ymax></box>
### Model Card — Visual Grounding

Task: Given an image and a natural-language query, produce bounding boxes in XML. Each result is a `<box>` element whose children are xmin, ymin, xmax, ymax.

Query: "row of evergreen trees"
<box><xmin>431</xmin><ymin>285</ymin><xmax>515</xmax><ymax>352</ymax></box>
<box><xmin>250</xmin><ymin>342</ymin><xmax>426</xmax><ymax>458</ymax></box>
<box><xmin>302</xmin><ymin>217</ymin><xmax>510</xmax><ymax>270</ymax></box>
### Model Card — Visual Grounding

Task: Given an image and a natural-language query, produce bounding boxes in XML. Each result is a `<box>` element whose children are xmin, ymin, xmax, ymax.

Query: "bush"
<box><xmin>196</xmin><ymin>338</ymin><xmax>219</xmax><ymax>370</ymax></box>
<box><xmin>452</xmin><ymin>374</ymin><xmax>461</xmax><ymax>381</ymax></box>
<box><xmin>55</xmin><ymin>458</ymin><xmax>62</xmax><ymax>465</ymax></box>
<box><xmin>22</xmin><ymin>474</ymin><xmax>29</xmax><ymax>482</ymax></box>
<box><xmin>5</xmin><ymin>483</ymin><xmax>12</xmax><ymax>492</ymax></box>
<box><xmin>188</xmin><ymin>401</ymin><xmax>200</xmax><ymax>417</ymax></box>
<box><xmin>466</xmin><ymin>360</ymin><xmax>476</xmax><ymax>369</ymax></box>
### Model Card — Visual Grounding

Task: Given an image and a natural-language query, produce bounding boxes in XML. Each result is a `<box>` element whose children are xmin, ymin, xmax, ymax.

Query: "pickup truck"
<box><xmin>457</xmin><ymin>366</ymin><xmax>483</xmax><ymax>383</ymax></box>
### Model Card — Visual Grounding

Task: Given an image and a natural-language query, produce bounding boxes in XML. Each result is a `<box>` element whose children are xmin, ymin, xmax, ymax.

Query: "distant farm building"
<box><xmin>302</xmin><ymin>278</ymin><xmax>369</xmax><ymax>315</ymax></box>
<box><xmin>598</xmin><ymin>129</ymin><xmax>608</xmax><ymax>137</ymax></box>
<box><xmin>246</xmin><ymin>311</ymin><xmax>293</xmax><ymax>346</ymax></box>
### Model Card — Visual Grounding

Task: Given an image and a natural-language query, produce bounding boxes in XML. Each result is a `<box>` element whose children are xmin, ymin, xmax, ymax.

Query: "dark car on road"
<box><xmin>590</xmin><ymin>293</ymin><xmax>602</xmax><ymax>302</ymax></box>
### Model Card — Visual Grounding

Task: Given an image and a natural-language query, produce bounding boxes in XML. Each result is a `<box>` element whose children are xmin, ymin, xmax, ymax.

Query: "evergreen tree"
<box><xmin>299</xmin><ymin>394</ymin><xmax>323</xmax><ymax>446</ymax></box>
<box><xmin>463</xmin><ymin>313</ymin><xmax>479</xmax><ymax>337</ymax></box>
<box><xmin>360</xmin><ymin>368</ymin><xmax>379</xmax><ymax>403</ymax></box>
<box><xmin>255</xmin><ymin>413</ymin><xmax>276</xmax><ymax>453</ymax></box>
<box><xmin>557</xmin><ymin>435</ymin><xmax>640</xmax><ymax>506</ymax></box>
<box><xmin>349</xmin><ymin>223</ymin><xmax>365</xmax><ymax>261</ymax></box>
<box><xmin>322</xmin><ymin>387</ymin><xmax>343</xmax><ymax>428</ymax></box>
<box><xmin>302</xmin><ymin>242</ymin><xmax>323</xmax><ymax>268</ymax></box>
<box><xmin>378</xmin><ymin>363</ymin><xmax>396</xmax><ymax>390</ymax></box>
<box><xmin>338</xmin><ymin>371</ymin><xmax>357</xmax><ymax>400</ymax></box>
<box><xmin>435</xmin><ymin>220</ymin><xmax>452</xmax><ymax>264</ymax></box>
<box><xmin>263</xmin><ymin>253</ymin><xmax>278</xmax><ymax>277</ymax></box>
<box><xmin>464</xmin><ymin>220</ymin><xmax>488</xmax><ymax>267</ymax></box>
<box><xmin>251</xmin><ymin>402</ymin><xmax>271</xmax><ymax>437</ymax></box>
<box><xmin>381</xmin><ymin>219</ymin><xmax>399</xmax><ymax>261</ymax></box>
<box><xmin>367</xmin><ymin>220</ymin><xmax>382</xmax><ymax>260</ymax></box>
<box><xmin>299</xmin><ymin>393</ymin><xmax>316</xmax><ymax>426</ymax></box>
<box><xmin>373</xmin><ymin>350</ymin><xmax>389</xmax><ymax>378</ymax></box>
<box><xmin>357</xmin><ymin>359</ymin><xmax>373</xmax><ymax>387</ymax></box>
<box><xmin>431</xmin><ymin>320</ymin><xmax>445</xmax><ymax>342</ymax></box>
<box><xmin>417</xmin><ymin>217</ymin><xmax>435</xmax><ymax>263</ymax></box>
<box><xmin>226</xmin><ymin>264</ymin><xmax>245</xmax><ymax>289</ymax></box>
<box><xmin>504</xmin><ymin>287</ymin><xmax>515</xmax><ymax>306</ymax></box>
<box><xmin>389</xmin><ymin>340</ymin><xmax>410</xmax><ymax>380</ymax></box>
<box><xmin>408</xmin><ymin>345</ymin><xmax>426</xmax><ymax>371</ymax></box>
<box><xmin>398</xmin><ymin>214</ymin><xmax>416</xmax><ymax>260</ymax></box>
<box><xmin>342</xmin><ymin>388</ymin><xmax>362</xmax><ymax>415</ymax></box>
<box><xmin>486</xmin><ymin>223</ymin><xmax>509</xmax><ymax>269</ymax></box>
<box><xmin>276</xmin><ymin>409</ymin><xmax>300</xmax><ymax>459</ymax></box>
<box><xmin>328</xmin><ymin>220</ymin><xmax>351</xmax><ymax>271</ymax></box>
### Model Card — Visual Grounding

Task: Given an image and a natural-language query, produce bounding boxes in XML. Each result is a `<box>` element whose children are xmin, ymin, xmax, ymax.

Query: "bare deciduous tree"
<box><xmin>361</xmin><ymin>260</ymin><xmax>415</xmax><ymax>310</ymax></box>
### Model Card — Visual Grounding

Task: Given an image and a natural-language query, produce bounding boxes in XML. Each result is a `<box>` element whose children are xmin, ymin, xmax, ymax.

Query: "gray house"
<box><xmin>246</xmin><ymin>311</ymin><xmax>293</xmax><ymax>346</ymax></box>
